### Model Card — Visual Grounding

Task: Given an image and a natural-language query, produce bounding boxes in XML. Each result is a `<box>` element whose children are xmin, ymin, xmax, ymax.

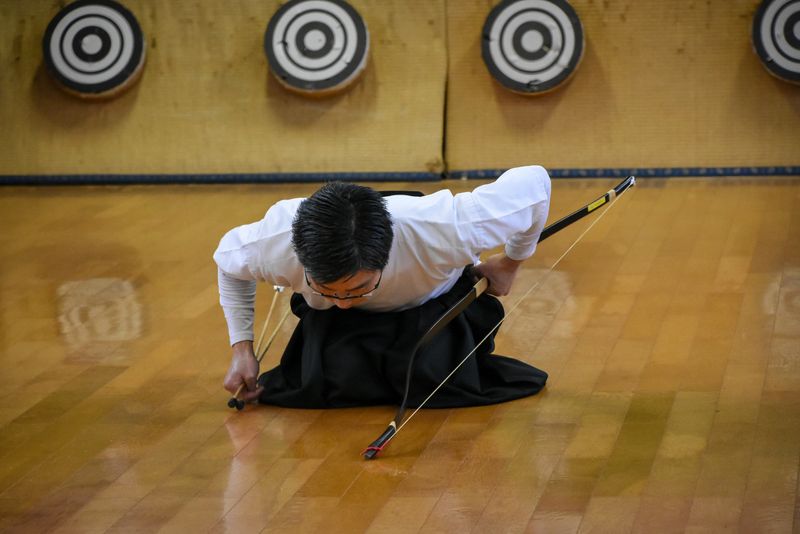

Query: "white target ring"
<box><xmin>43</xmin><ymin>0</ymin><xmax>146</xmax><ymax>98</ymax></box>
<box><xmin>482</xmin><ymin>0</ymin><xmax>584</xmax><ymax>95</ymax></box>
<box><xmin>753</xmin><ymin>0</ymin><xmax>800</xmax><ymax>83</ymax></box>
<box><xmin>264</xmin><ymin>0</ymin><xmax>369</xmax><ymax>96</ymax></box>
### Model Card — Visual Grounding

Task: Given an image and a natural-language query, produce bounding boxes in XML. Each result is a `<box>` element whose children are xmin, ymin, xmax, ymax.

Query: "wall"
<box><xmin>0</xmin><ymin>0</ymin><xmax>447</xmax><ymax>177</ymax></box>
<box><xmin>0</xmin><ymin>0</ymin><xmax>798</xmax><ymax>181</ymax></box>
<box><xmin>446</xmin><ymin>0</ymin><xmax>800</xmax><ymax>172</ymax></box>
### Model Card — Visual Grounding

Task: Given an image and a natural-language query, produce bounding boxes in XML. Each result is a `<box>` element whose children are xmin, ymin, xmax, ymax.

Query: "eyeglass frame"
<box><xmin>304</xmin><ymin>269</ymin><xmax>383</xmax><ymax>300</ymax></box>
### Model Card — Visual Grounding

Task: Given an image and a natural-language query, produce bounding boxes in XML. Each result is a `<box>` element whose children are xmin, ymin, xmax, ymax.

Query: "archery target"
<box><xmin>43</xmin><ymin>0</ymin><xmax>146</xmax><ymax>98</ymax></box>
<box><xmin>264</xmin><ymin>0</ymin><xmax>369</xmax><ymax>96</ymax></box>
<box><xmin>482</xmin><ymin>0</ymin><xmax>584</xmax><ymax>95</ymax></box>
<box><xmin>753</xmin><ymin>0</ymin><xmax>800</xmax><ymax>83</ymax></box>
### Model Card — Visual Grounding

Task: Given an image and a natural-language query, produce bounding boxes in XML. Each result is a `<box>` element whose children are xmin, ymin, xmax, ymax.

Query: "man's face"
<box><xmin>305</xmin><ymin>269</ymin><xmax>382</xmax><ymax>309</ymax></box>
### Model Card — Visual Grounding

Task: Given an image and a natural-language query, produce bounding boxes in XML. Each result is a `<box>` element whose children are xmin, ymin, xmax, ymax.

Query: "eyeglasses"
<box><xmin>304</xmin><ymin>270</ymin><xmax>382</xmax><ymax>300</ymax></box>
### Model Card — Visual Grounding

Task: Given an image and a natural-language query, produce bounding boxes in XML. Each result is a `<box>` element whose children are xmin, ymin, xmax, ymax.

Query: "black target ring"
<box><xmin>512</xmin><ymin>20</ymin><xmax>552</xmax><ymax>61</ymax></box>
<box><xmin>264</xmin><ymin>0</ymin><xmax>369</xmax><ymax>95</ymax></box>
<box><xmin>753</xmin><ymin>0</ymin><xmax>800</xmax><ymax>83</ymax></box>
<box><xmin>296</xmin><ymin>21</ymin><xmax>335</xmax><ymax>59</ymax></box>
<box><xmin>482</xmin><ymin>0</ymin><xmax>584</xmax><ymax>95</ymax></box>
<box><xmin>72</xmin><ymin>26</ymin><xmax>112</xmax><ymax>63</ymax></box>
<box><xmin>43</xmin><ymin>0</ymin><xmax>146</xmax><ymax>98</ymax></box>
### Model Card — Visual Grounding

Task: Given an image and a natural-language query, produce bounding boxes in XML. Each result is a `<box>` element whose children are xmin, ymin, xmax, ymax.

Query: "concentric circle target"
<box><xmin>264</xmin><ymin>0</ymin><xmax>369</xmax><ymax>96</ymax></box>
<box><xmin>482</xmin><ymin>0</ymin><xmax>584</xmax><ymax>95</ymax></box>
<box><xmin>43</xmin><ymin>0</ymin><xmax>146</xmax><ymax>98</ymax></box>
<box><xmin>753</xmin><ymin>0</ymin><xmax>800</xmax><ymax>83</ymax></box>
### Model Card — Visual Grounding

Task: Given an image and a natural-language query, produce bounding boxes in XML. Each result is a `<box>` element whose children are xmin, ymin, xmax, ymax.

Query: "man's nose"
<box><xmin>334</xmin><ymin>299</ymin><xmax>354</xmax><ymax>309</ymax></box>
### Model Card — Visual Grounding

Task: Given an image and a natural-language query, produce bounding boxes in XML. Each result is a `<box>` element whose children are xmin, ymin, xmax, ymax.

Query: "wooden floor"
<box><xmin>0</xmin><ymin>177</ymin><xmax>798</xmax><ymax>533</ymax></box>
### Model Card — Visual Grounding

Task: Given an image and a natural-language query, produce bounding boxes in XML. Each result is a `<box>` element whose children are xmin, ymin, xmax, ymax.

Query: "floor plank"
<box><xmin>0</xmin><ymin>177</ymin><xmax>798</xmax><ymax>533</ymax></box>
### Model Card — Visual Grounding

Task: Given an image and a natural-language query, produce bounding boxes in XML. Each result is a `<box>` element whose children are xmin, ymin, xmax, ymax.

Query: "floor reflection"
<box><xmin>57</xmin><ymin>278</ymin><xmax>142</xmax><ymax>362</ymax></box>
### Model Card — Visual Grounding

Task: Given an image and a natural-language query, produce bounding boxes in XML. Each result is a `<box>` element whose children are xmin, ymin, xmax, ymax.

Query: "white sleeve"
<box><xmin>213</xmin><ymin>200</ymin><xmax>304</xmax><ymax>345</ymax></box>
<box><xmin>458</xmin><ymin>165</ymin><xmax>551</xmax><ymax>260</ymax></box>
<box><xmin>217</xmin><ymin>268</ymin><xmax>257</xmax><ymax>346</ymax></box>
<box><xmin>213</xmin><ymin>222</ymin><xmax>262</xmax><ymax>346</ymax></box>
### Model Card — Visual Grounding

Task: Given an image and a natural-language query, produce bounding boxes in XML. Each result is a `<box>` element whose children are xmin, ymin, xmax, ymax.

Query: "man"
<box><xmin>215</xmin><ymin>165</ymin><xmax>551</xmax><ymax>408</ymax></box>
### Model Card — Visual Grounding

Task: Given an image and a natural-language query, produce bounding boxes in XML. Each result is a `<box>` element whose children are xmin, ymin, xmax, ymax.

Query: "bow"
<box><xmin>363</xmin><ymin>175</ymin><xmax>636</xmax><ymax>459</ymax></box>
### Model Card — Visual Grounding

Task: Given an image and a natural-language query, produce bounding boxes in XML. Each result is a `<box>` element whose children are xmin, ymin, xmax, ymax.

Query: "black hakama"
<box><xmin>257</xmin><ymin>273</ymin><xmax>548</xmax><ymax>408</ymax></box>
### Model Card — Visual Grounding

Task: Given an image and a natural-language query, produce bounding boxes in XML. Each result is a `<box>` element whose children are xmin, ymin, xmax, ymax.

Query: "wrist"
<box><xmin>501</xmin><ymin>255</ymin><xmax>523</xmax><ymax>269</ymax></box>
<box><xmin>232</xmin><ymin>340</ymin><xmax>254</xmax><ymax>357</ymax></box>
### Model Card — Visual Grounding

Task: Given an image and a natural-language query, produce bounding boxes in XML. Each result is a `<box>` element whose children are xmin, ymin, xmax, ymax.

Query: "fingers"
<box><xmin>239</xmin><ymin>374</ymin><xmax>262</xmax><ymax>402</ymax></box>
<box><xmin>223</xmin><ymin>369</ymin><xmax>260</xmax><ymax>396</ymax></box>
<box><xmin>474</xmin><ymin>268</ymin><xmax>510</xmax><ymax>296</ymax></box>
<box><xmin>224</xmin><ymin>374</ymin><xmax>263</xmax><ymax>403</ymax></box>
<box><xmin>225</xmin><ymin>346</ymin><xmax>260</xmax><ymax>392</ymax></box>
<box><xmin>245</xmin><ymin>373</ymin><xmax>258</xmax><ymax>392</ymax></box>
<box><xmin>487</xmin><ymin>283</ymin><xmax>511</xmax><ymax>297</ymax></box>
<box><xmin>473</xmin><ymin>254</ymin><xmax>520</xmax><ymax>296</ymax></box>
<box><xmin>239</xmin><ymin>384</ymin><xmax>264</xmax><ymax>402</ymax></box>
<box><xmin>223</xmin><ymin>373</ymin><xmax>241</xmax><ymax>394</ymax></box>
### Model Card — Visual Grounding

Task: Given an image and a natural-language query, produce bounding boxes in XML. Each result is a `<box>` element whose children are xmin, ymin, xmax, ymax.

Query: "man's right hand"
<box><xmin>223</xmin><ymin>340</ymin><xmax>263</xmax><ymax>402</ymax></box>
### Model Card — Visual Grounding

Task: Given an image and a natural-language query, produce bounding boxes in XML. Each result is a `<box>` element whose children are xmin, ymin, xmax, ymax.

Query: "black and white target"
<box><xmin>43</xmin><ymin>0</ymin><xmax>145</xmax><ymax>98</ymax></box>
<box><xmin>482</xmin><ymin>0</ymin><xmax>584</xmax><ymax>95</ymax></box>
<box><xmin>753</xmin><ymin>0</ymin><xmax>800</xmax><ymax>84</ymax></box>
<box><xmin>264</xmin><ymin>0</ymin><xmax>369</xmax><ymax>96</ymax></box>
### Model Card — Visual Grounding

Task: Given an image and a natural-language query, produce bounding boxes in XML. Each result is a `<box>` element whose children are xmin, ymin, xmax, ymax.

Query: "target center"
<box><xmin>81</xmin><ymin>33</ymin><xmax>103</xmax><ymax>55</ymax></box>
<box><xmin>303</xmin><ymin>29</ymin><xmax>327</xmax><ymax>51</ymax></box>
<box><xmin>520</xmin><ymin>30</ymin><xmax>544</xmax><ymax>52</ymax></box>
<box><xmin>794</xmin><ymin>19</ymin><xmax>800</xmax><ymax>39</ymax></box>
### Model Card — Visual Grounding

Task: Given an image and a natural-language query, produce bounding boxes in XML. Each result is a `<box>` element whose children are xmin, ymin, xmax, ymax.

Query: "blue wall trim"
<box><xmin>453</xmin><ymin>166</ymin><xmax>800</xmax><ymax>179</ymax></box>
<box><xmin>1</xmin><ymin>166</ymin><xmax>799</xmax><ymax>185</ymax></box>
<box><xmin>0</xmin><ymin>171</ymin><xmax>441</xmax><ymax>185</ymax></box>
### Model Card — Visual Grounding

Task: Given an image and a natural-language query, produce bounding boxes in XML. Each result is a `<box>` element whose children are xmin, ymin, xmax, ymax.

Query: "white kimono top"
<box><xmin>214</xmin><ymin>165</ymin><xmax>551</xmax><ymax>345</ymax></box>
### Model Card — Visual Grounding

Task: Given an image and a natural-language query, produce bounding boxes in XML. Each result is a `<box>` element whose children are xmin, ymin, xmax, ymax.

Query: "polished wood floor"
<box><xmin>0</xmin><ymin>177</ymin><xmax>798</xmax><ymax>533</ymax></box>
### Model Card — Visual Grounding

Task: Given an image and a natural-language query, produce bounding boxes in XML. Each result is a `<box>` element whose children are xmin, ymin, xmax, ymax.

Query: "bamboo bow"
<box><xmin>363</xmin><ymin>175</ymin><xmax>636</xmax><ymax>459</ymax></box>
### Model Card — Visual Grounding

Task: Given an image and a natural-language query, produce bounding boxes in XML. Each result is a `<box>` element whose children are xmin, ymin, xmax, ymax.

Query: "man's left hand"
<box><xmin>473</xmin><ymin>253</ymin><xmax>523</xmax><ymax>296</ymax></box>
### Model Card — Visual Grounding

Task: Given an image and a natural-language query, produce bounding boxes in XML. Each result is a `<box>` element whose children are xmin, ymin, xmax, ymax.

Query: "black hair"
<box><xmin>291</xmin><ymin>182</ymin><xmax>394</xmax><ymax>284</ymax></box>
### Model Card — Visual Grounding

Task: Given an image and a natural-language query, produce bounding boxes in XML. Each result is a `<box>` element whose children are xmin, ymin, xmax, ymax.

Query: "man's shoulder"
<box><xmin>266</xmin><ymin>197</ymin><xmax>304</xmax><ymax>219</ymax></box>
<box><xmin>385</xmin><ymin>189</ymin><xmax>454</xmax><ymax>212</ymax></box>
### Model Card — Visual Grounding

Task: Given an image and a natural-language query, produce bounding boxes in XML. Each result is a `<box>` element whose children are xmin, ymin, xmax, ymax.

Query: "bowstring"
<box><xmin>390</xmin><ymin>184</ymin><xmax>635</xmax><ymax>440</ymax></box>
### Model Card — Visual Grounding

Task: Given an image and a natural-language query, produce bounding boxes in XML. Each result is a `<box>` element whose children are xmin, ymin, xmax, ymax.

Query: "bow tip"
<box><xmin>362</xmin><ymin>447</ymin><xmax>381</xmax><ymax>460</ymax></box>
